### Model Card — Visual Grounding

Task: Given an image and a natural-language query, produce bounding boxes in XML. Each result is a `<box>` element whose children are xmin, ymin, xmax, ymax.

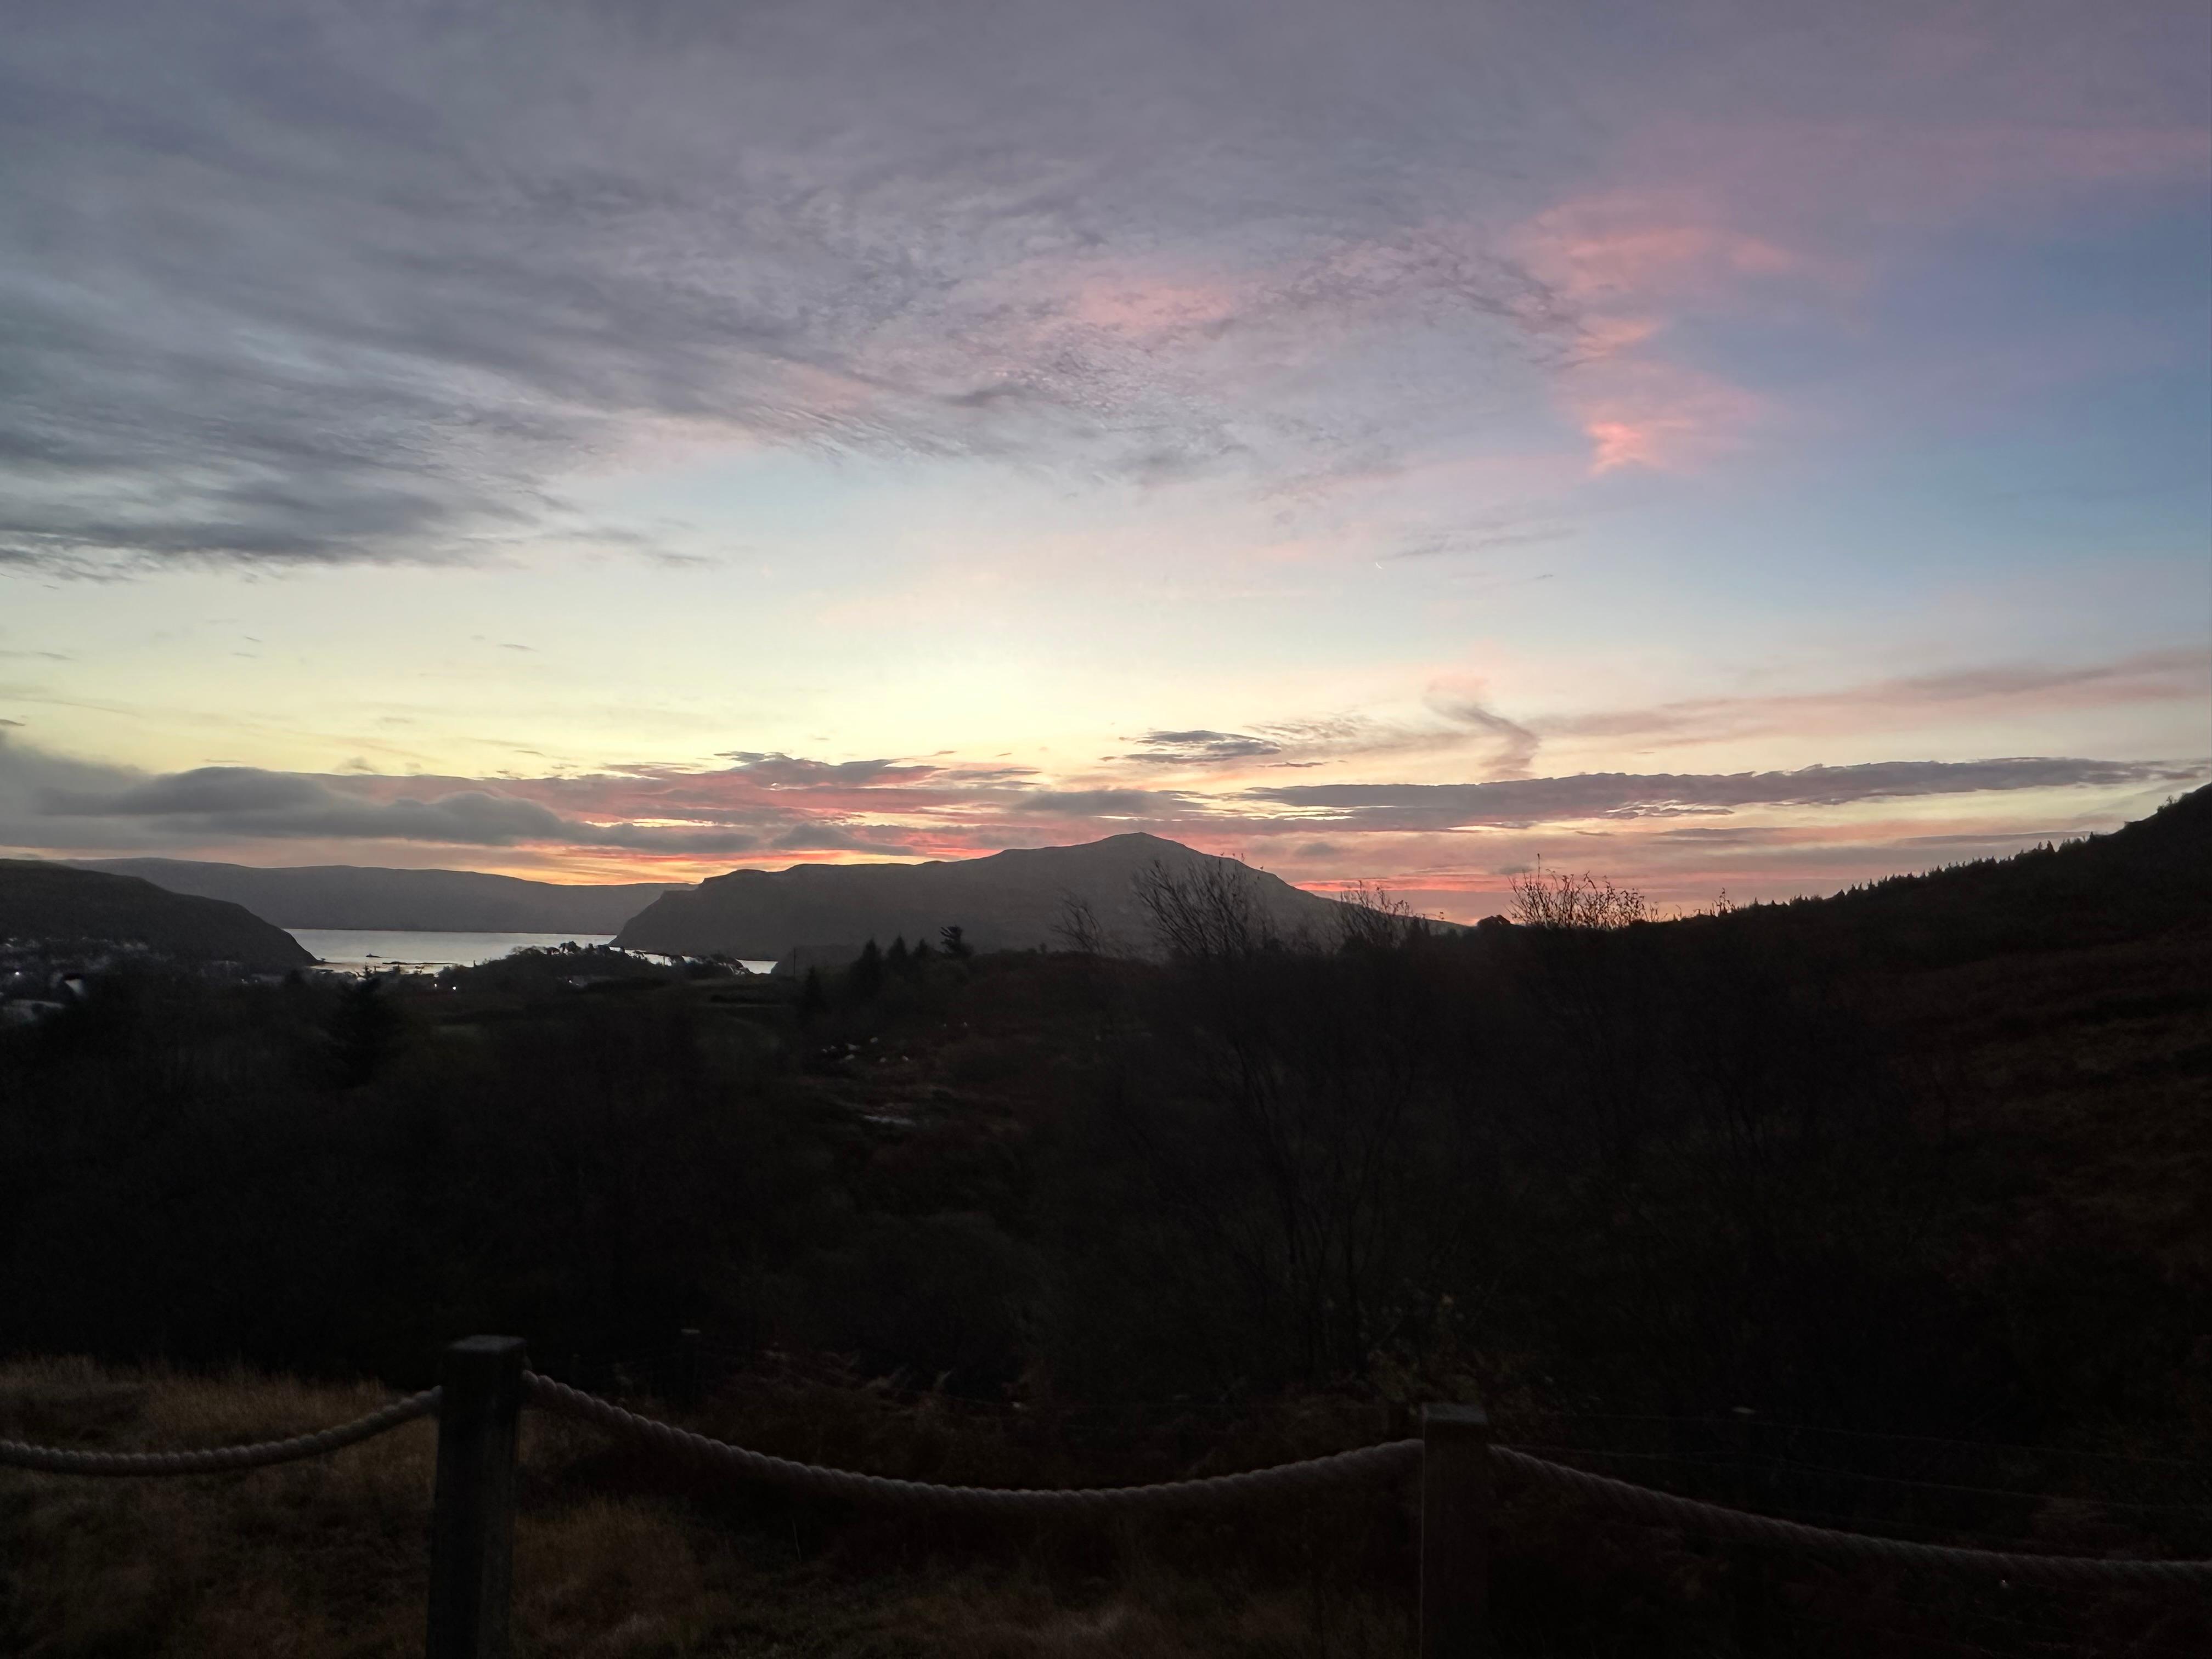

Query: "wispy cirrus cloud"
<box><xmin>1116</xmin><ymin>692</ymin><xmax>1541</xmax><ymax>775</ymax></box>
<box><xmin>1240</xmin><ymin>758</ymin><xmax>2198</xmax><ymax>834</ymax></box>
<box><xmin>0</xmin><ymin>1</ymin><xmax>1592</xmax><ymax>574</ymax></box>
<box><xmin>1500</xmin><ymin>190</ymin><xmax>1835</xmax><ymax>473</ymax></box>
<box><xmin>1381</xmin><ymin>520</ymin><xmax>1577</xmax><ymax>561</ymax></box>
<box><xmin>5</xmin><ymin>1</ymin><xmax>2200</xmax><ymax>574</ymax></box>
<box><xmin>1548</xmin><ymin>648</ymin><xmax>2212</xmax><ymax>746</ymax></box>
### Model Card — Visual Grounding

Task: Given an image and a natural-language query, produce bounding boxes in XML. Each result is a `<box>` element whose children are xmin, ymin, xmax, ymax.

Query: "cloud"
<box><xmin>3</xmin><ymin>730</ymin><xmax>2199</xmax><ymax>910</ymax></box>
<box><xmin>1498</xmin><ymin>190</ymin><xmax>1830</xmax><ymax>473</ymax></box>
<box><xmin>0</xmin><ymin>1</ymin><xmax>1604</xmax><ymax>572</ymax></box>
<box><xmin>1008</xmin><ymin>788</ymin><xmax>1196</xmax><ymax>816</ymax></box>
<box><xmin>48</xmin><ymin>766</ymin><xmax>327</xmax><ymax>818</ymax></box>
<box><xmin>1115</xmin><ymin>696</ymin><xmax>1543</xmax><ymax>775</ymax></box>
<box><xmin>767</xmin><ymin>824</ymin><xmax>917</xmax><ymax>855</ymax></box>
<box><xmin>1119</xmin><ymin>730</ymin><xmax>1286</xmax><ymax>766</ymax></box>
<box><xmin>7</xmin><ymin>4</ymin><xmax>2199</xmax><ymax>568</ymax></box>
<box><xmin>713</xmin><ymin>753</ymin><xmax>945</xmax><ymax>789</ymax></box>
<box><xmin>1420</xmin><ymin>695</ymin><xmax>1541</xmax><ymax>778</ymax></box>
<box><xmin>1576</xmin><ymin>365</ymin><xmax>1769</xmax><ymax>474</ymax></box>
<box><xmin>1384</xmin><ymin>523</ymin><xmax>1575</xmax><ymax>561</ymax></box>
<box><xmin>1243</xmin><ymin>758</ymin><xmax>2199</xmax><ymax>832</ymax></box>
<box><xmin>1549</xmin><ymin>649</ymin><xmax>2212</xmax><ymax>746</ymax></box>
<box><xmin>3</xmin><ymin>741</ymin><xmax>768</xmax><ymax>855</ymax></box>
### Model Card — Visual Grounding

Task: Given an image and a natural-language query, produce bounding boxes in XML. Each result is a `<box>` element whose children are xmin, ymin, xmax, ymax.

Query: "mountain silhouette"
<box><xmin>1</xmin><ymin>861</ymin><xmax>313</xmax><ymax>969</ymax></box>
<box><xmin>612</xmin><ymin>833</ymin><xmax>1363</xmax><ymax>960</ymax></box>
<box><xmin>79</xmin><ymin>859</ymin><xmax>685</xmax><ymax>934</ymax></box>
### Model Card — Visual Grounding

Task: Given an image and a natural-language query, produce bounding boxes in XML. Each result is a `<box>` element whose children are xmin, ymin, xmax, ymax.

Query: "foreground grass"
<box><xmin>10</xmin><ymin>1356</ymin><xmax>2206</xmax><ymax>1657</ymax></box>
<box><xmin>0</xmin><ymin>1358</ymin><xmax>1410</xmax><ymax>1658</ymax></box>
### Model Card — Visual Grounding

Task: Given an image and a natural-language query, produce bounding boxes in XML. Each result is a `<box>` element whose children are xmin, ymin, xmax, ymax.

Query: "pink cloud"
<box><xmin>1503</xmin><ymin>192</ymin><xmax>1825</xmax><ymax>474</ymax></box>
<box><xmin>1061</xmin><ymin>271</ymin><xmax>1248</xmax><ymax>340</ymax></box>
<box><xmin>1577</xmin><ymin>364</ymin><xmax>1770</xmax><ymax>473</ymax></box>
<box><xmin>1628</xmin><ymin>119</ymin><xmax>2212</xmax><ymax>233</ymax></box>
<box><xmin>1513</xmin><ymin>193</ymin><xmax>1825</xmax><ymax>310</ymax></box>
<box><xmin>1497</xmin><ymin>105</ymin><xmax>2210</xmax><ymax>476</ymax></box>
<box><xmin>1548</xmin><ymin>648</ymin><xmax>2212</xmax><ymax>746</ymax></box>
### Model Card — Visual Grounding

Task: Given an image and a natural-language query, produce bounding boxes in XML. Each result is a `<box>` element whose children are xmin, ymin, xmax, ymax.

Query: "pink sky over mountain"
<box><xmin>2</xmin><ymin>0</ymin><xmax>2204</xmax><ymax>914</ymax></box>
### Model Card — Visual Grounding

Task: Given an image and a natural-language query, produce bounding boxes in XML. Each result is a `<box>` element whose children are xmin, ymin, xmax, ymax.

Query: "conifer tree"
<box><xmin>851</xmin><ymin>938</ymin><xmax>886</xmax><ymax>999</ymax></box>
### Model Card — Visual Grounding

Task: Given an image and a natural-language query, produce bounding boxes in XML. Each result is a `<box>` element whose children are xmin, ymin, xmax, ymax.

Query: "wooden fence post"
<box><xmin>1420</xmin><ymin>1403</ymin><xmax>1493</xmax><ymax>1658</ymax></box>
<box><xmin>1729</xmin><ymin>1406</ymin><xmax>1775</xmax><ymax>1652</ymax></box>
<box><xmin>427</xmin><ymin>1336</ymin><xmax>527</xmax><ymax>1659</ymax></box>
<box><xmin>674</xmin><ymin>1328</ymin><xmax>702</xmax><ymax>1410</ymax></box>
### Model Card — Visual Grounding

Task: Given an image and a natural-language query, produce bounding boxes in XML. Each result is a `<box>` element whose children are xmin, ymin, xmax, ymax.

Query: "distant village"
<box><xmin>0</xmin><ymin>938</ymin><xmax>336</xmax><ymax>1026</ymax></box>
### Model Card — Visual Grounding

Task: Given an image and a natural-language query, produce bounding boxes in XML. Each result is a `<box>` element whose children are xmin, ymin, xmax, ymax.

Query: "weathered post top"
<box><xmin>1423</xmin><ymin>1403</ymin><xmax>1490</xmax><ymax>1433</ymax></box>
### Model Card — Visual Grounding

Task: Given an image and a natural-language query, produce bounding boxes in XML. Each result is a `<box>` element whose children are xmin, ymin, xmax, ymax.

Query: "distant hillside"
<box><xmin>0</xmin><ymin>861</ymin><xmax>313</xmax><ymax>969</ymax></box>
<box><xmin>79</xmin><ymin>860</ymin><xmax>686</xmax><ymax>934</ymax></box>
<box><xmin>613</xmin><ymin>833</ymin><xmax>1360</xmax><ymax>959</ymax></box>
<box><xmin>1731</xmin><ymin>783</ymin><xmax>2212</xmax><ymax>968</ymax></box>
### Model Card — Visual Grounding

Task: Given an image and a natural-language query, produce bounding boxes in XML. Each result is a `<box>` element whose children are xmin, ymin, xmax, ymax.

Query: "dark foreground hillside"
<box><xmin>0</xmin><ymin>859</ymin><xmax>312</xmax><ymax>970</ymax></box>
<box><xmin>2</xmin><ymin>792</ymin><xmax>2208</xmax><ymax>1656</ymax></box>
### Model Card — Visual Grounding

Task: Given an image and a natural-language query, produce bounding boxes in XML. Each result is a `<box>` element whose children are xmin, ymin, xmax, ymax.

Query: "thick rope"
<box><xmin>9</xmin><ymin>1368</ymin><xmax>2199</xmax><ymax>1589</ymax></box>
<box><xmin>522</xmin><ymin>1372</ymin><xmax>1419</xmax><ymax>1513</ymax></box>
<box><xmin>521</xmin><ymin>1378</ymin><xmax>2212</xmax><ymax>1582</ymax></box>
<box><xmin>1494</xmin><ymin>1447</ymin><xmax>2212</xmax><ymax>1588</ymax></box>
<box><xmin>0</xmin><ymin>1388</ymin><xmax>440</xmax><ymax>1476</ymax></box>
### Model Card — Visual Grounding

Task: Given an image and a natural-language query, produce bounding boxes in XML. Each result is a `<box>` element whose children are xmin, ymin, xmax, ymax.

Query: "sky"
<box><xmin>2</xmin><ymin>0</ymin><xmax>2206</xmax><ymax>919</ymax></box>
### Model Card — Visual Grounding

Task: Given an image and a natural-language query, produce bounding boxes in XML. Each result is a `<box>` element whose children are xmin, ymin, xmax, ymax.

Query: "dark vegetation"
<box><xmin>4</xmin><ymin>789</ymin><xmax>2210</xmax><ymax>1655</ymax></box>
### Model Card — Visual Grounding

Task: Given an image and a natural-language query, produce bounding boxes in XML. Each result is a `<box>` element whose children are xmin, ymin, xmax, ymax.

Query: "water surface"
<box><xmin>291</xmin><ymin>929</ymin><xmax>617</xmax><ymax>972</ymax></box>
<box><xmin>292</xmin><ymin>929</ymin><xmax>777</xmax><ymax>977</ymax></box>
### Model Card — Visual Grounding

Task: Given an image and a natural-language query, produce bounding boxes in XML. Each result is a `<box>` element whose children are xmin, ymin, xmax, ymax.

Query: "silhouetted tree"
<box><xmin>886</xmin><ymin>935</ymin><xmax>910</xmax><ymax>970</ymax></box>
<box><xmin>327</xmin><ymin>975</ymin><xmax>403</xmax><ymax>1087</ymax></box>
<box><xmin>798</xmin><ymin>966</ymin><xmax>827</xmax><ymax>1024</ymax></box>
<box><xmin>1510</xmin><ymin>860</ymin><xmax>1654</xmax><ymax>928</ymax></box>
<box><xmin>1052</xmin><ymin>890</ymin><xmax>1110</xmax><ymax>955</ymax></box>
<box><xmin>1133</xmin><ymin>856</ymin><xmax>1276</xmax><ymax>960</ymax></box>
<box><xmin>939</xmin><ymin>924</ymin><xmax>973</xmax><ymax>959</ymax></box>
<box><xmin>850</xmin><ymin>938</ymin><xmax>885</xmax><ymax>1000</ymax></box>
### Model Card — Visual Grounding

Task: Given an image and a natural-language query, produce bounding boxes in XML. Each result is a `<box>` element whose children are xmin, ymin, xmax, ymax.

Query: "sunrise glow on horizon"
<box><xmin>2</xmin><ymin>1</ymin><xmax>2205</xmax><ymax>921</ymax></box>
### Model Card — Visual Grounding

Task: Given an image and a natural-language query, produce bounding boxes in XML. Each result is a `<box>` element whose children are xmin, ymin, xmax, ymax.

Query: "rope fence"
<box><xmin>1489</xmin><ymin>1447</ymin><xmax>2211</xmax><ymax>1590</ymax></box>
<box><xmin>4</xmin><ymin>1337</ymin><xmax>2208</xmax><ymax>1658</ymax></box>
<box><xmin>0</xmin><ymin>1388</ymin><xmax>440</xmax><ymax>1475</ymax></box>
<box><xmin>521</xmin><ymin>1369</ymin><xmax>1423</xmax><ymax>1513</ymax></box>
